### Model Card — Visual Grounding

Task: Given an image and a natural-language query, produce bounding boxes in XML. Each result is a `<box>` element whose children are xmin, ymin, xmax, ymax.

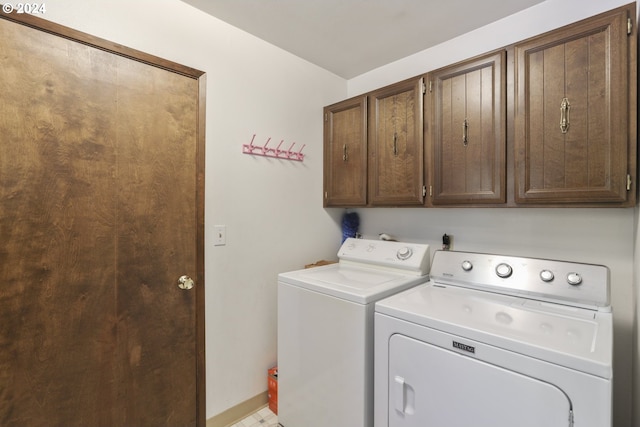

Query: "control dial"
<box><xmin>540</xmin><ymin>270</ymin><xmax>554</xmax><ymax>282</ymax></box>
<box><xmin>461</xmin><ymin>260</ymin><xmax>473</xmax><ymax>271</ymax></box>
<box><xmin>495</xmin><ymin>263</ymin><xmax>513</xmax><ymax>278</ymax></box>
<box><xmin>567</xmin><ymin>272</ymin><xmax>582</xmax><ymax>286</ymax></box>
<box><xmin>396</xmin><ymin>247</ymin><xmax>413</xmax><ymax>260</ymax></box>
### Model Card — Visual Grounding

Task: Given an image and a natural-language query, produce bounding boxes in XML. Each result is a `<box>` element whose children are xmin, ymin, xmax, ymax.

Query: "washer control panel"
<box><xmin>338</xmin><ymin>238</ymin><xmax>430</xmax><ymax>276</ymax></box>
<box><xmin>430</xmin><ymin>250</ymin><xmax>610</xmax><ymax>309</ymax></box>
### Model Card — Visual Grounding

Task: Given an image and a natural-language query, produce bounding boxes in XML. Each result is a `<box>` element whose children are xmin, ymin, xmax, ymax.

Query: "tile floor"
<box><xmin>229</xmin><ymin>406</ymin><xmax>278</xmax><ymax>427</ymax></box>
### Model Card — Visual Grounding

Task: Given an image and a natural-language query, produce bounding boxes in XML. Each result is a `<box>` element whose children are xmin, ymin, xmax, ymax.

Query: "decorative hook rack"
<box><xmin>242</xmin><ymin>134</ymin><xmax>306</xmax><ymax>162</ymax></box>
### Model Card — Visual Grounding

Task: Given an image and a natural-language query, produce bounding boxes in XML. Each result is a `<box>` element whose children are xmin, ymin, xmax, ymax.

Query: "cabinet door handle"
<box><xmin>342</xmin><ymin>144</ymin><xmax>348</xmax><ymax>161</ymax></box>
<box><xmin>462</xmin><ymin>119</ymin><xmax>469</xmax><ymax>146</ymax></box>
<box><xmin>393</xmin><ymin>132</ymin><xmax>398</xmax><ymax>156</ymax></box>
<box><xmin>560</xmin><ymin>97</ymin><xmax>570</xmax><ymax>133</ymax></box>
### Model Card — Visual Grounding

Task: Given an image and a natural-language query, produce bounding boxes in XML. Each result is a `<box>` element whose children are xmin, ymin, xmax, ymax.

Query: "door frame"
<box><xmin>0</xmin><ymin>9</ymin><xmax>207</xmax><ymax>426</ymax></box>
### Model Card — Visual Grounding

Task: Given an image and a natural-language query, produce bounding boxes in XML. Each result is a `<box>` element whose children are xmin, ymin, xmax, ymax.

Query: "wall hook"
<box><xmin>242</xmin><ymin>134</ymin><xmax>305</xmax><ymax>162</ymax></box>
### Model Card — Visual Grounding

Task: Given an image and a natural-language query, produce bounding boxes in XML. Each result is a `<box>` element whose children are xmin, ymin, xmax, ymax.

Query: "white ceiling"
<box><xmin>181</xmin><ymin>0</ymin><xmax>546</xmax><ymax>79</ymax></box>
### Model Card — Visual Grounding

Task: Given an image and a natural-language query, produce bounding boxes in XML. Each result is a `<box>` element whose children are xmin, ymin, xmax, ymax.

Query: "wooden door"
<box><xmin>0</xmin><ymin>12</ymin><xmax>205</xmax><ymax>427</ymax></box>
<box><xmin>324</xmin><ymin>96</ymin><xmax>368</xmax><ymax>207</ymax></box>
<box><xmin>368</xmin><ymin>78</ymin><xmax>424</xmax><ymax>206</ymax></box>
<box><xmin>514</xmin><ymin>4</ymin><xmax>636</xmax><ymax>204</ymax></box>
<box><xmin>429</xmin><ymin>51</ymin><xmax>506</xmax><ymax>205</ymax></box>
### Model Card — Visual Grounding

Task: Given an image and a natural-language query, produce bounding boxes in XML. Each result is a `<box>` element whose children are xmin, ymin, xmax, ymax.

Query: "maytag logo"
<box><xmin>453</xmin><ymin>341</ymin><xmax>475</xmax><ymax>354</ymax></box>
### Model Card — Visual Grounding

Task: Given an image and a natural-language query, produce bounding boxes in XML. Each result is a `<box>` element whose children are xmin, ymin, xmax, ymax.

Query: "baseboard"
<box><xmin>206</xmin><ymin>391</ymin><xmax>269</xmax><ymax>427</ymax></box>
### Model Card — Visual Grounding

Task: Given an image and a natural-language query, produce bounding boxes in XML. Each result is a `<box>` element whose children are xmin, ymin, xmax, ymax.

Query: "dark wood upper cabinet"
<box><xmin>514</xmin><ymin>3</ymin><xmax>637</xmax><ymax>205</ymax></box>
<box><xmin>429</xmin><ymin>50</ymin><xmax>506</xmax><ymax>205</ymax></box>
<box><xmin>322</xmin><ymin>3</ymin><xmax>636</xmax><ymax>209</ymax></box>
<box><xmin>323</xmin><ymin>96</ymin><xmax>368</xmax><ymax>207</ymax></box>
<box><xmin>368</xmin><ymin>77</ymin><xmax>425</xmax><ymax>206</ymax></box>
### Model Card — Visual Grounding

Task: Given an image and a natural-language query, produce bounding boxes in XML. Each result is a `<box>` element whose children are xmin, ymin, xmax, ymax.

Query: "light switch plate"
<box><xmin>214</xmin><ymin>225</ymin><xmax>226</xmax><ymax>246</ymax></box>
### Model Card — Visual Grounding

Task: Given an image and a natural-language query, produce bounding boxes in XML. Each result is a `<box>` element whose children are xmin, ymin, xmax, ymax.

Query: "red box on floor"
<box><xmin>268</xmin><ymin>366</ymin><xmax>278</xmax><ymax>415</ymax></box>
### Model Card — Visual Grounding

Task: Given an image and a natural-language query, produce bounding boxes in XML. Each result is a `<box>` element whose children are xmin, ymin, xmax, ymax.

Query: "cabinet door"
<box><xmin>324</xmin><ymin>96</ymin><xmax>368</xmax><ymax>207</ymax></box>
<box><xmin>430</xmin><ymin>51</ymin><xmax>506</xmax><ymax>205</ymax></box>
<box><xmin>368</xmin><ymin>78</ymin><xmax>425</xmax><ymax>205</ymax></box>
<box><xmin>514</xmin><ymin>5</ymin><xmax>636</xmax><ymax>204</ymax></box>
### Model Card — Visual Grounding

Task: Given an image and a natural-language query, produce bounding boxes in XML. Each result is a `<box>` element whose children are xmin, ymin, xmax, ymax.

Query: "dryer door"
<box><xmin>388</xmin><ymin>334</ymin><xmax>571</xmax><ymax>427</ymax></box>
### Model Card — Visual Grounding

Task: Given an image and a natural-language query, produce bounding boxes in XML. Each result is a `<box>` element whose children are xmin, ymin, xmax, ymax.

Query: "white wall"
<box><xmin>347</xmin><ymin>0</ymin><xmax>638</xmax><ymax>425</ymax></box>
<box><xmin>40</xmin><ymin>0</ymin><xmax>347</xmax><ymax>419</ymax></box>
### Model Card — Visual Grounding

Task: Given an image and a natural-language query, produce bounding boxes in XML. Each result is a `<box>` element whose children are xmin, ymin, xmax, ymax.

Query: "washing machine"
<box><xmin>374</xmin><ymin>250</ymin><xmax>613</xmax><ymax>427</ymax></box>
<box><xmin>277</xmin><ymin>238</ymin><xmax>431</xmax><ymax>427</ymax></box>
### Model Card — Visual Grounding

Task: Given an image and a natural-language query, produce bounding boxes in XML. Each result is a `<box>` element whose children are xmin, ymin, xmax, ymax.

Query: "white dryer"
<box><xmin>375</xmin><ymin>250</ymin><xmax>612</xmax><ymax>427</ymax></box>
<box><xmin>278</xmin><ymin>238</ymin><xmax>431</xmax><ymax>427</ymax></box>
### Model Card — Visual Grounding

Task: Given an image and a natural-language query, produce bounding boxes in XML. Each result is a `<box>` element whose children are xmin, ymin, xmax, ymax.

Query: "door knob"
<box><xmin>178</xmin><ymin>275</ymin><xmax>195</xmax><ymax>290</ymax></box>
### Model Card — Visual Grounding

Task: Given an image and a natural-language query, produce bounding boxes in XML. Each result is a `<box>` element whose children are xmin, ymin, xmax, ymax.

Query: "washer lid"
<box><xmin>375</xmin><ymin>283</ymin><xmax>612</xmax><ymax>379</ymax></box>
<box><xmin>278</xmin><ymin>263</ymin><xmax>428</xmax><ymax>304</ymax></box>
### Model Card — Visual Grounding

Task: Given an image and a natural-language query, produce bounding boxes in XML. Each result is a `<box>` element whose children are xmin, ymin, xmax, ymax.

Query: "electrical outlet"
<box><xmin>442</xmin><ymin>233</ymin><xmax>452</xmax><ymax>250</ymax></box>
<box><xmin>214</xmin><ymin>225</ymin><xmax>226</xmax><ymax>246</ymax></box>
